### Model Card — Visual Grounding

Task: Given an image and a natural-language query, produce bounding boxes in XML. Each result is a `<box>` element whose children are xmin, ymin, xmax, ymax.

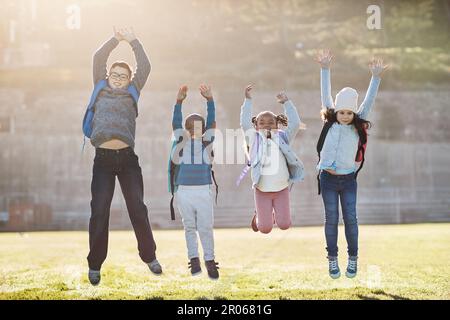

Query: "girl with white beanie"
<box><xmin>314</xmin><ymin>50</ymin><xmax>388</xmax><ymax>279</ymax></box>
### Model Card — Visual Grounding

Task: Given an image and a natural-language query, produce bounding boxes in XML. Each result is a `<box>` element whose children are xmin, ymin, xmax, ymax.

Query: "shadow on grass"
<box><xmin>196</xmin><ymin>296</ymin><xmax>228</xmax><ymax>300</ymax></box>
<box><xmin>145</xmin><ymin>296</ymin><xmax>165</xmax><ymax>300</ymax></box>
<box><xmin>357</xmin><ymin>290</ymin><xmax>410</xmax><ymax>300</ymax></box>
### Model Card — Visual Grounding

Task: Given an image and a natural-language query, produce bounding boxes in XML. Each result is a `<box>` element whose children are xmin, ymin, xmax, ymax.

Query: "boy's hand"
<box><xmin>369</xmin><ymin>58</ymin><xmax>389</xmax><ymax>77</ymax></box>
<box><xmin>122</xmin><ymin>27</ymin><xmax>137</xmax><ymax>43</ymax></box>
<box><xmin>245</xmin><ymin>85</ymin><xmax>253</xmax><ymax>99</ymax></box>
<box><xmin>177</xmin><ymin>85</ymin><xmax>188</xmax><ymax>104</ymax></box>
<box><xmin>113</xmin><ymin>27</ymin><xmax>136</xmax><ymax>43</ymax></box>
<box><xmin>276</xmin><ymin>92</ymin><xmax>289</xmax><ymax>104</ymax></box>
<box><xmin>113</xmin><ymin>26</ymin><xmax>124</xmax><ymax>41</ymax></box>
<box><xmin>199</xmin><ymin>84</ymin><xmax>213</xmax><ymax>101</ymax></box>
<box><xmin>315</xmin><ymin>49</ymin><xmax>333</xmax><ymax>69</ymax></box>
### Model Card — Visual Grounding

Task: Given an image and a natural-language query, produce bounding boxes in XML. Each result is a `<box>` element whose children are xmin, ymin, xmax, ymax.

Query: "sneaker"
<box><xmin>88</xmin><ymin>269</ymin><xmax>101</xmax><ymax>286</ymax></box>
<box><xmin>251</xmin><ymin>213</ymin><xmax>258</xmax><ymax>232</ymax></box>
<box><xmin>147</xmin><ymin>259</ymin><xmax>163</xmax><ymax>275</ymax></box>
<box><xmin>188</xmin><ymin>257</ymin><xmax>202</xmax><ymax>276</ymax></box>
<box><xmin>327</xmin><ymin>256</ymin><xmax>341</xmax><ymax>279</ymax></box>
<box><xmin>346</xmin><ymin>256</ymin><xmax>358</xmax><ymax>278</ymax></box>
<box><xmin>205</xmin><ymin>260</ymin><xmax>220</xmax><ymax>280</ymax></box>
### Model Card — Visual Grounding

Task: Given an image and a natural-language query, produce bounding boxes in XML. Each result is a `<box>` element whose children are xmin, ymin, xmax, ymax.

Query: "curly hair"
<box><xmin>320</xmin><ymin>108</ymin><xmax>372</xmax><ymax>138</ymax></box>
<box><xmin>252</xmin><ymin>111</ymin><xmax>288</xmax><ymax>128</ymax></box>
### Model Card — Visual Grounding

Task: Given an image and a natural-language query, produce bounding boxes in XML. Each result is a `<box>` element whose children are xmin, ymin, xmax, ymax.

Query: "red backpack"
<box><xmin>355</xmin><ymin>126</ymin><xmax>368</xmax><ymax>163</ymax></box>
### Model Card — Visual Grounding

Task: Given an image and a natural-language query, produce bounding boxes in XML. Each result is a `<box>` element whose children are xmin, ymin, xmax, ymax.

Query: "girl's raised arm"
<box><xmin>277</xmin><ymin>92</ymin><xmax>300</xmax><ymax>143</ymax></box>
<box><xmin>315</xmin><ymin>49</ymin><xmax>334</xmax><ymax>109</ymax></box>
<box><xmin>240</xmin><ymin>85</ymin><xmax>254</xmax><ymax>132</ymax></box>
<box><xmin>357</xmin><ymin>58</ymin><xmax>388</xmax><ymax>120</ymax></box>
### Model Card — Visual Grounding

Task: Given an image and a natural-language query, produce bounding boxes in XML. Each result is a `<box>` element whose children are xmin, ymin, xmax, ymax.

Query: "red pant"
<box><xmin>254</xmin><ymin>187</ymin><xmax>291</xmax><ymax>234</ymax></box>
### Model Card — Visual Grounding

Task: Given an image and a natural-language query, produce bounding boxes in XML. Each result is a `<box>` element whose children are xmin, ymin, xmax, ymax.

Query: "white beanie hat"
<box><xmin>335</xmin><ymin>87</ymin><xmax>358</xmax><ymax>113</ymax></box>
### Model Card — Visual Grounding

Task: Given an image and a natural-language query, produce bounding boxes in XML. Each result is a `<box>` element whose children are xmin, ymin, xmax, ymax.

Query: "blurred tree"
<box><xmin>384</xmin><ymin>0</ymin><xmax>435</xmax><ymax>47</ymax></box>
<box><xmin>0</xmin><ymin>0</ymin><xmax>448</xmax><ymax>89</ymax></box>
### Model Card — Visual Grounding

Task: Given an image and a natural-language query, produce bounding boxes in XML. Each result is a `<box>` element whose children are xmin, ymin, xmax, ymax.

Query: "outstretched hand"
<box><xmin>199</xmin><ymin>84</ymin><xmax>213</xmax><ymax>101</ymax></box>
<box><xmin>276</xmin><ymin>91</ymin><xmax>289</xmax><ymax>104</ymax></box>
<box><xmin>177</xmin><ymin>85</ymin><xmax>188</xmax><ymax>104</ymax></box>
<box><xmin>369</xmin><ymin>58</ymin><xmax>389</xmax><ymax>77</ymax></box>
<box><xmin>113</xmin><ymin>26</ymin><xmax>136</xmax><ymax>43</ymax></box>
<box><xmin>314</xmin><ymin>49</ymin><xmax>333</xmax><ymax>69</ymax></box>
<box><xmin>245</xmin><ymin>85</ymin><xmax>253</xmax><ymax>99</ymax></box>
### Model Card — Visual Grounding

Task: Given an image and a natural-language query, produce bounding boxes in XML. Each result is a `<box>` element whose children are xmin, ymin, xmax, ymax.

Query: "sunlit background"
<box><xmin>0</xmin><ymin>0</ymin><xmax>449</xmax><ymax>231</ymax></box>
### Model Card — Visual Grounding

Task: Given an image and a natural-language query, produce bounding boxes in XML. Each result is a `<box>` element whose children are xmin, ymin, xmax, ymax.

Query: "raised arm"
<box><xmin>277</xmin><ymin>92</ymin><xmax>300</xmax><ymax>143</ymax></box>
<box><xmin>129</xmin><ymin>39</ymin><xmax>151</xmax><ymax>92</ymax></box>
<box><xmin>240</xmin><ymin>85</ymin><xmax>254</xmax><ymax>132</ymax></box>
<box><xmin>92</xmin><ymin>36</ymin><xmax>120</xmax><ymax>85</ymax></box>
<box><xmin>117</xmin><ymin>27</ymin><xmax>151</xmax><ymax>92</ymax></box>
<box><xmin>199</xmin><ymin>84</ymin><xmax>216</xmax><ymax>143</ymax></box>
<box><xmin>315</xmin><ymin>49</ymin><xmax>334</xmax><ymax>109</ymax></box>
<box><xmin>171</xmin><ymin>85</ymin><xmax>187</xmax><ymax>143</ymax></box>
<box><xmin>357</xmin><ymin>58</ymin><xmax>388</xmax><ymax>120</ymax></box>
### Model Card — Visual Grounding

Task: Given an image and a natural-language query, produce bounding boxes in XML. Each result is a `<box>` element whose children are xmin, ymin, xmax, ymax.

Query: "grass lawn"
<box><xmin>0</xmin><ymin>223</ymin><xmax>448</xmax><ymax>300</ymax></box>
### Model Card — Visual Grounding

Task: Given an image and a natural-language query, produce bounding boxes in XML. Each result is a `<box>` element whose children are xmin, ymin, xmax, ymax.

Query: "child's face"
<box><xmin>336</xmin><ymin>110</ymin><xmax>354</xmax><ymax>125</ymax></box>
<box><xmin>256</xmin><ymin>114</ymin><xmax>277</xmax><ymax>131</ymax></box>
<box><xmin>185</xmin><ymin>118</ymin><xmax>204</xmax><ymax>139</ymax></box>
<box><xmin>108</xmin><ymin>66</ymin><xmax>131</xmax><ymax>89</ymax></box>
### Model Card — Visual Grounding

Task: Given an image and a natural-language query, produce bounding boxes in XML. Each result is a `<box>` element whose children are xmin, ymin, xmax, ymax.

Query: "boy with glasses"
<box><xmin>85</xmin><ymin>27</ymin><xmax>161</xmax><ymax>286</ymax></box>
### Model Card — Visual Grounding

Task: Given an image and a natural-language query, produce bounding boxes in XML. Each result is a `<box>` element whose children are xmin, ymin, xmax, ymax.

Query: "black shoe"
<box><xmin>88</xmin><ymin>269</ymin><xmax>101</xmax><ymax>286</ymax></box>
<box><xmin>188</xmin><ymin>257</ymin><xmax>202</xmax><ymax>276</ymax></box>
<box><xmin>147</xmin><ymin>259</ymin><xmax>163</xmax><ymax>275</ymax></box>
<box><xmin>205</xmin><ymin>260</ymin><xmax>220</xmax><ymax>280</ymax></box>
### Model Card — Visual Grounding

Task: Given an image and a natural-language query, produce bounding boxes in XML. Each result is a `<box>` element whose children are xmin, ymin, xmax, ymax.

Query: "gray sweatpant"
<box><xmin>175</xmin><ymin>185</ymin><xmax>215</xmax><ymax>261</ymax></box>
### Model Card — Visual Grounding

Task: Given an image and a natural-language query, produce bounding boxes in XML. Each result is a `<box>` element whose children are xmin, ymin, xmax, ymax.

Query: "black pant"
<box><xmin>87</xmin><ymin>147</ymin><xmax>157</xmax><ymax>270</ymax></box>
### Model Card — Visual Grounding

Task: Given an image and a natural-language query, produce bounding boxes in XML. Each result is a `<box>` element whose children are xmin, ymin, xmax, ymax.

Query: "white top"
<box><xmin>250</xmin><ymin>131</ymin><xmax>290</xmax><ymax>192</ymax></box>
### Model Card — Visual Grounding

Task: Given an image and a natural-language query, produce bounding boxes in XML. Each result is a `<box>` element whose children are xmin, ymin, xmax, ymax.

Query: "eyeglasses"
<box><xmin>109</xmin><ymin>72</ymin><xmax>130</xmax><ymax>81</ymax></box>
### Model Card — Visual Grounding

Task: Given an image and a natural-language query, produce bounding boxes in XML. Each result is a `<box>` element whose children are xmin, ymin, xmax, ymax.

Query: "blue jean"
<box><xmin>319</xmin><ymin>170</ymin><xmax>358</xmax><ymax>257</ymax></box>
<box><xmin>87</xmin><ymin>147</ymin><xmax>157</xmax><ymax>270</ymax></box>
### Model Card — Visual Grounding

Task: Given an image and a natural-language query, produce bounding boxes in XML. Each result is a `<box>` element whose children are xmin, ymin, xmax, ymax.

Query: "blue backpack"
<box><xmin>82</xmin><ymin>80</ymin><xmax>140</xmax><ymax>146</ymax></box>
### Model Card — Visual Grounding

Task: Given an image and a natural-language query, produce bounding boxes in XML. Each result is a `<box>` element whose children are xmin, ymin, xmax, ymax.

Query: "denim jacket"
<box><xmin>240</xmin><ymin>98</ymin><xmax>305</xmax><ymax>188</ymax></box>
<box><xmin>318</xmin><ymin>68</ymin><xmax>381</xmax><ymax>174</ymax></box>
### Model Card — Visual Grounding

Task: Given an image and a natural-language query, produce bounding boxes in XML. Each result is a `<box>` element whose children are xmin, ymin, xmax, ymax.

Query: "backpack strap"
<box><xmin>211</xmin><ymin>169</ymin><xmax>218</xmax><ymax>205</ymax></box>
<box><xmin>127</xmin><ymin>84</ymin><xmax>140</xmax><ymax>117</ymax></box>
<box><xmin>354</xmin><ymin>152</ymin><xmax>365</xmax><ymax>179</ymax></box>
<box><xmin>169</xmin><ymin>158</ymin><xmax>177</xmax><ymax>221</ymax></box>
<box><xmin>169</xmin><ymin>136</ymin><xmax>184</xmax><ymax>221</ymax></box>
<box><xmin>317</xmin><ymin>121</ymin><xmax>333</xmax><ymax>157</ymax></box>
<box><xmin>82</xmin><ymin>80</ymin><xmax>108</xmax><ymax>138</ymax></box>
<box><xmin>236</xmin><ymin>131</ymin><xmax>260</xmax><ymax>186</ymax></box>
<box><xmin>354</xmin><ymin>127</ymin><xmax>368</xmax><ymax>179</ymax></box>
<box><xmin>317</xmin><ymin>170</ymin><xmax>322</xmax><ymax>195</ymax></box>
<box><xmin>203</xmin><ymin>139</ymin><xmax>219</xmax><ymax>205</ymax></box>
<box><xmin>278</xmin><ymin>130</ymin><xmax>289</xmax><ymax>144</ymax></box>
<box><xmin>316</xmin><ymin>121</ymin><xmax>334</xmax><ymax>195</ymax></box>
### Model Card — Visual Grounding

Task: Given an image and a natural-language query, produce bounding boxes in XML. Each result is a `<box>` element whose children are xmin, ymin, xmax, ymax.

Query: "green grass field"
<box><xmin>0</xmin><ymin>223</ymin><xmax>449</xmax><ymax>300</ymax></box>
